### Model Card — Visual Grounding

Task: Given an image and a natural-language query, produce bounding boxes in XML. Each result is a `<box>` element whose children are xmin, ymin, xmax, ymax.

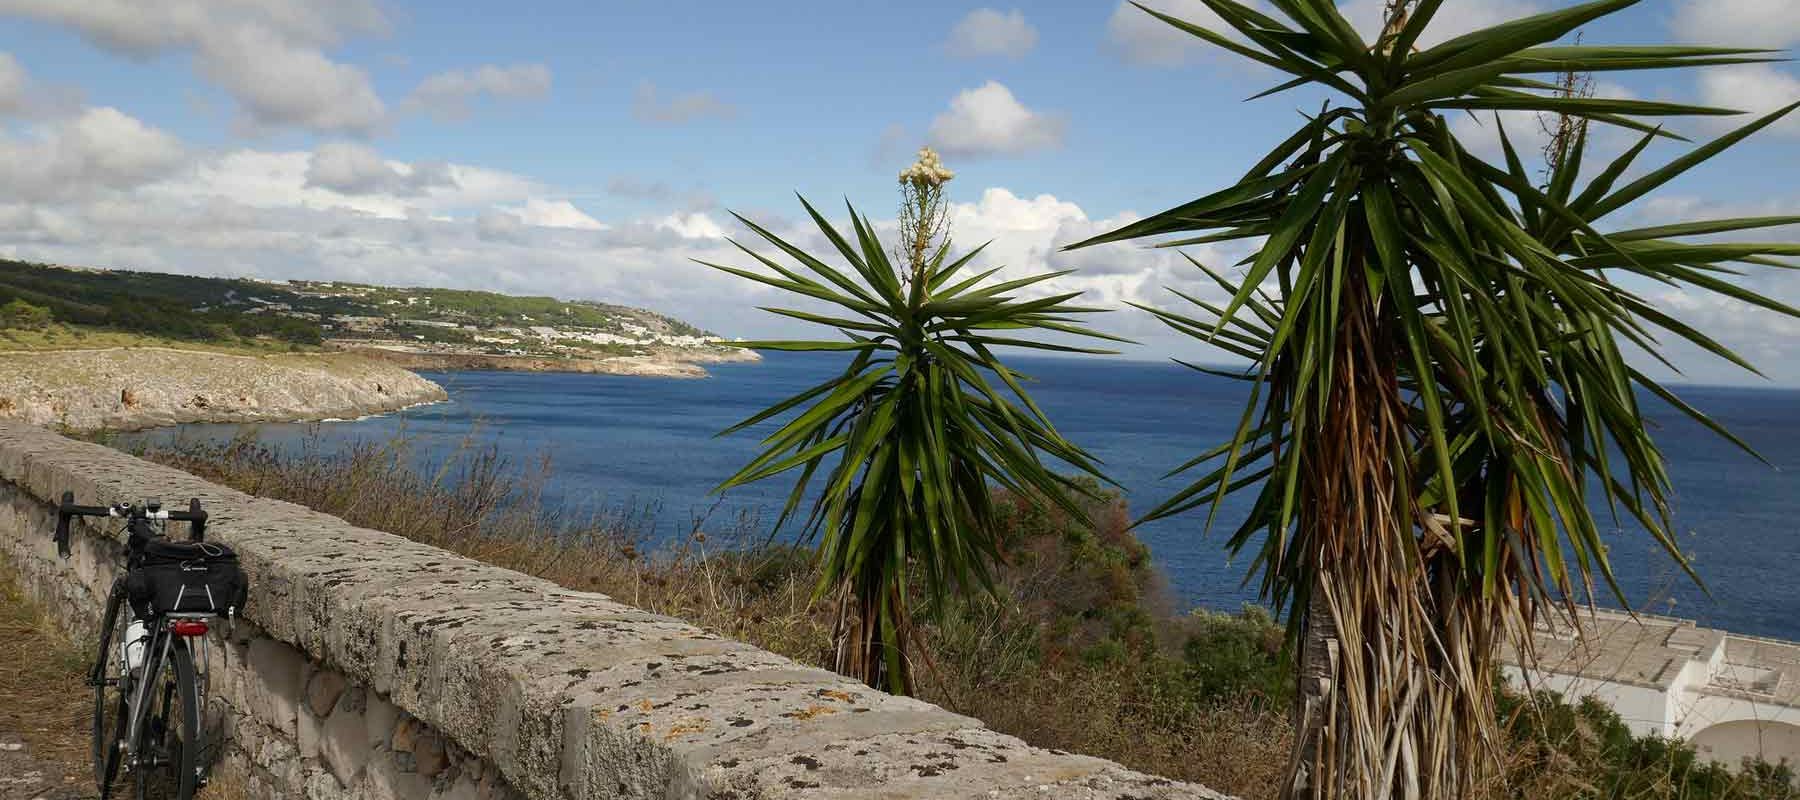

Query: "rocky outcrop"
<box><xmin>341</xmin><ymin>345</ymin><xmax>760</xmax><ymax>379</ymax></box>
<box><xmin>0</xmin><ymin>348</ymin><xmax>447</xmax><ymax>432</ymax></box>
<box><xmin>0</xmin><ymin>423</ymin><xmax>1228</xmax><ymax>800</ymax></box>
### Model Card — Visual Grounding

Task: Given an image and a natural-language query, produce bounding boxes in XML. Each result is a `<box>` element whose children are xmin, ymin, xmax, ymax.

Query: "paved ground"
<box><xmin>0</xmin><ymin>739</ymin><xmax>88</xmax><ymax>800</ymax></box>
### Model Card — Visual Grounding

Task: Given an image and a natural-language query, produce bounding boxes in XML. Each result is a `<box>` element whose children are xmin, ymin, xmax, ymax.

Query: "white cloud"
<box><xmin>155</xmin><ymin>147</ymin><xmax>538</xmax><ymax>221</ymax></box>
<box><xmin>605</xmin><ymin>176</ymin><xmax>716</xmax><ymax>210</ymax></box>
<box><xmin>632</xmin><ymin>81</ymin><xmax>735</xmax><ymax>125</ymax></box>
<box><xmin>1641</xmin><ymin>287</ymin><xmax>1800</xmax><ymax>383</ymax></box>
<box><xmin>0</xmin><ymin>117</ymin><xmax>1191</xmax><ymax>353</ymax></box>
<box><xmin>927</xmin><ymin>81</ymin><xmax>1065</xmax><ymax>158</ymax></box>
<box><xmin>945</xmin><ymin>9</ymin><xmax>1038</xmax><ymax>59</ymax></box>
<box><xmin>657</xmin><ymin>212</ymin><xmax>726</xmax><ymax>240</ymax></box>
<box><xmin>0</xmin><ymin>0</ymin><xmax>389</xmax><ymax>135</ymax></box>
<box><xmin>197</xmin><ymin>25</ymin><xmax>385</xmax><ymax>135</ymax></box>
<box><xmin>503</xmin><ymin>198</ymin><xmax>604</xmax><ymax>230</ymax></box>
<box><xmin>305</xmin><ymin>141</ymin><xmax>457</xmax><ymax>196</ymax></box>
<box><xmin>1601</xmin><ymin>196</ymin><xmax>1800</xmax><ymax>385</ymax></box>
<box><xmin>1109</xmin><ymin>1</ymin><xmax>1555</xmax><ymax>68</ymax></box>
<box><xmin>0</xmin><ymin>106</ymin><xmax>185</xmax><ymax>200</ymax></box>
<box><xmin>1337</xmin><ymin>0</ymin><xmax>1546</xmax><ymax>49</ymax></box>
<box><xmin>0</xmin><ymin>0</ymin><xmax>386</xmax><ymax>55</ymax></box>
<box><xmin>474</xmin><ymin>209</ymin><xmax>527</xmax><ymax>243</ymax></box>
<box><xmin>1105</xmin><ymin>0</ymin><xmax>1251</xmax><ymax>67</ymax></box>
<box><xmin>1670</xmin><ymin>0</ymin><xmax>1800</xmax><ymax>48</ymax></box>
<box><xmin>0</xmin><ymin>52</ymin><xmax>23</xmax><ymax>114</ymax></box>
<box><xmin>0</xmin><ymin>50</ymin><xmax>80</xmax><ymax>118</ymax></box>
<box><xmin>404</xmin><ymin>63</ymin><xmax>552</xmax><ymax>120</ymax></box>
<box><xmin>1697</xmin><ymin>64</ymin><xmax>1800</xmax><ymax>137</ymax></box>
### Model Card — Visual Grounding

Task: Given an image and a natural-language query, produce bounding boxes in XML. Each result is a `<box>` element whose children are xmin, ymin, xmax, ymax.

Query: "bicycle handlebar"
<box><xmin>55</xmin><ymin>492</ymin><xmax>207</xmax><ymax>558</ymax></box>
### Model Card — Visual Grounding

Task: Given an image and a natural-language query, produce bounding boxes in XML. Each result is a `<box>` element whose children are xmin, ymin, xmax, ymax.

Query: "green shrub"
<box><xmin>1499</xmin><ymin>686</ymin><xmax>1797</xmax><ymax>799</ymax></box>
<box><xmin>0</xmin><ymin>298</ymin><xmax>52</xmax><ymax>329</ymax></box>
<box><xmin>1180</xmin><ymin>606</ymin><xmax>1290</xmax><ymax>707</ymax></box>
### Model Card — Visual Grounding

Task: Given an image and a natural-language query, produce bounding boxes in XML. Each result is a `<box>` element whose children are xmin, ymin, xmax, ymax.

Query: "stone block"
<box><xmin>320</xmin><ymin>693</ymin><xmax>372</xmax><ymax>787</ymax></box>
<box><xmin>430</xmin><ymin>771</ymin><xmax>482</xmax><ymax>800</ymax></box>
<box><xmin>304</xmin><ymin>765</ymin><xmax>351</xmax><ymax>800</ymax></box>
<box><xmin>367</xmin><ymin>691</ymin><xmax>401</xmax><ymax>750</ymax></box>
<box><xmin>414</xmin><ymin>730</ymin><xmax>448</xmax><ymax>778</ymax></box>
<box><xmin>307</xmin><ymin>668</ymin><xmax>348</xmax><ymax>717</ymax></box>
<box><xmin>363</xmin><ymin>755</ymin><xmax>435</xmax><ymax>800</ymax></box>
<box><xmin>297</xmin><ymin>705</ymin><xmax>322</xmax><ymax>761</ymax></box>
<box><xmin>247</xmin><ymin>638</ymin><xmax>304</xmax><ymax>737</ymax></box>
<box><xmin>392</xmin><ymin>716</ymin><xmax>421</xmax><ymax>754</ymax></box>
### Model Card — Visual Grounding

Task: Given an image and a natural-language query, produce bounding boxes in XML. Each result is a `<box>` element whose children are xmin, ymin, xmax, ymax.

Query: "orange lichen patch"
<box><xmin>816</xmin><ymin>689</ymin><xmax>855</xmax><ymax>703</ymax></box>
<box><xmin>636</xmin><ymin>699</ymin><xmax>655</xmax><ymax>712</ymax></box>
<box><xmin>637</xmin><ymin>722</ymin><xmax>653</xmax><ymax>734</ymax></box>
<box><xmin>664</xmin><ymin>718</ymin><xmax>709</xmax><ymax>740</ymax></box>
<box><xmin>782</xmin><ymin>704</ymin><xmax>838</xmax><ymax>721</ymax></box>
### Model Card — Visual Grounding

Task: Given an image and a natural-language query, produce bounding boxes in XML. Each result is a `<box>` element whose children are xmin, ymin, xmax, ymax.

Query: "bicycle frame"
<box><xmin>66</xmin><ymin>493</ymin><xmax>221</xmax><ymax>798</ymax></box>
<box><xmin>114</xmin><ymin>613</ymin><xmax>213</xmax><ymax>774</ymax></box>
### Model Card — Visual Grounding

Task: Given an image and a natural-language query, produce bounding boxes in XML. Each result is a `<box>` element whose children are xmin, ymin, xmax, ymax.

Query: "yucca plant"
<box><xmin>1070</xmin><ymin>1</ymin><xmax>1799</xmax><ymax>797</ymax></box>
<box><xmin>707</xmin><ymin>148</ymin><xmax>1122</xmax><ymax>694</ymax></box>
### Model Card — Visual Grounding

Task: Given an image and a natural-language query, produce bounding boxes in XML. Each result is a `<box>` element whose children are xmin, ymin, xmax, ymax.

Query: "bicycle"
<box><xmin>56</xmin><ymin>492</ymin><xmax>244</xmax><ymax>800</ymax></box>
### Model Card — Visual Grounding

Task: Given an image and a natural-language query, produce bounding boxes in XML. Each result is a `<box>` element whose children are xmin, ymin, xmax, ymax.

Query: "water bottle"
<box><xmin>120</xmin><ymin>620</ymin><xmax>148</xmax><ymax>672</ymax></box>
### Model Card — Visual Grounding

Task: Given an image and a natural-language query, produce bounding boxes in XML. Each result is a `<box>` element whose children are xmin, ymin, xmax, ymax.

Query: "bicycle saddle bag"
<box><xmin>125</xmin><ymin>539</ymin><xmax>248</xmax><ymax>617</ymax></box>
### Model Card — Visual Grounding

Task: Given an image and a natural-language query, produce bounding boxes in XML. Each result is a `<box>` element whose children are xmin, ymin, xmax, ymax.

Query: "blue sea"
<box><xmin>119</xmin><ymin>352</ymin><xmax>1800</xmax><ymax>641</ymax></box>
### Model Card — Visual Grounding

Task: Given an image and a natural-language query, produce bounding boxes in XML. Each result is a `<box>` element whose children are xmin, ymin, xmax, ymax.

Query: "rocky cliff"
<box><xmin>0</xmin><ymin>348</ymin><xmax>447</xmax><ymax>431</ymax></box>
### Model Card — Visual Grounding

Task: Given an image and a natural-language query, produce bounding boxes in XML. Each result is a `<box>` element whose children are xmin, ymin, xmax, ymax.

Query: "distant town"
<box><xmin>1</xmin><ymin>260</ymin><xmax>745</xmax><ymax>364</ymax></box>
<box><xmin>231</xmin><ymin>279</ymin><xmax>737</xmax><ymax>359</ymax></box>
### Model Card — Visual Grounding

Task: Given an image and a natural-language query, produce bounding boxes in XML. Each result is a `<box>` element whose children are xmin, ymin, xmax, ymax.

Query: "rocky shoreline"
<box><xmin>0</xmin><ymin>348</ymin><xmax>448</xmax><ymax>432</ymax></box>
<box><xmin>338</xmin><ymin>343</ymin><xmax>761</xmax><ymax>378</ymax></box>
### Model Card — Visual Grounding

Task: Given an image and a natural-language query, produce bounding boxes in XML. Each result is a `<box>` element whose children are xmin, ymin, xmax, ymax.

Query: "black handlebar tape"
<box><xmin>170</xmin><ymin>498</ymin><xmax>208</xmax><ymax>541</ymax></box>
<box><xmin>54</xmin><ymin>495</ymin><xmax>210</xmax><ymax>553</ymax></box>
<box><xmin>54</xmin><ymin>491</ymin><xmax>73</xmax><ymax>558</ymax></box>
<box><xmin>53</xmin><ymin>491</ymin><xmax>109</xmax><ymax>557</ymax></box>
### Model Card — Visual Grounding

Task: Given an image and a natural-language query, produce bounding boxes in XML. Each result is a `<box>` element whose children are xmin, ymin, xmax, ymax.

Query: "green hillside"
<box><xmin>0</xmin><ymin>260</ymin><xmax>717</xmax><ymax>353</ymax></box>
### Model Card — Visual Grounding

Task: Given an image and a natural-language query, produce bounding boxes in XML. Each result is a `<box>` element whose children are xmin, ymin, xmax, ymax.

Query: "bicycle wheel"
<box><xmin>135</xmin><ymin>640</ymin><xmax>200</xmax><ymax>800</ymax></box>
<box><xmin>92</xmin><ymin>582</ymin><xmax>131</xmax><ymax>798</ymax></box>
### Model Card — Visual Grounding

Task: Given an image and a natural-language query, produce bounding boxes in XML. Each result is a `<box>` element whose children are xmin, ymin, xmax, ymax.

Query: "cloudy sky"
<box><xmin>1</xmin><ymin>0</ymin><xmax>1796</xmax><ymax>385</ymax></box>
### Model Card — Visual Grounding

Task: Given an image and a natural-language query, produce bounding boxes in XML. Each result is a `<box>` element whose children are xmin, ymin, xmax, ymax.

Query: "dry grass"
<box><xmin>0</xmin><ymin>558</ymin><xmax>92</xmax><ymax>774</ymax></box>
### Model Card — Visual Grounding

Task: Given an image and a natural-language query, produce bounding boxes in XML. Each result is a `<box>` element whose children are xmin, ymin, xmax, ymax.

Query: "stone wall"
<box><xmin>0</xmin><ymin>422</ymin><xmax>1225</xmax><ymax>800</ymax></box>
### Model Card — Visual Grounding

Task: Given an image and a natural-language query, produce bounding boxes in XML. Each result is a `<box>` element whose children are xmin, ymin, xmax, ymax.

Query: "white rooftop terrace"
<box><xmin>1504</xmin><ymin>608</ymin><xmax>1800</xmax><ymax>771</ymax></box>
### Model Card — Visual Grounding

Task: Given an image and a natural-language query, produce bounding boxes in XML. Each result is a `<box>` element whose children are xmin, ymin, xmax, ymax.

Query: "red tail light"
<box><xmin>171</xmin><ymin>620</ymin><xmax>209</xmax><ymax>637</ymax></box>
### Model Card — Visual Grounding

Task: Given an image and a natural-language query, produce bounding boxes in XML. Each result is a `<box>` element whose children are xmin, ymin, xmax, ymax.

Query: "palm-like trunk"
<box><xmin>1283</xmin><ymin>267</ymin><xmax>1481</xmax><ymax>800</ymax></box>
<box><xmin>831</xmin><ymin>574</ymin><xmax>912</xmax><ymax>695</ymax></box>
<box><xmin>1289</xmin><ymin>590</ymin><xmax>1341</xmax><ymax>797</ymax></box>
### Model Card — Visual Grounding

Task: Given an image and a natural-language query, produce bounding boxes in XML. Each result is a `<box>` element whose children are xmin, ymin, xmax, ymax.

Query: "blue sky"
<box><xmin>1</xmin><ymin>0</ymin><xmax>1797</xmax><ymax>384</ymax></box>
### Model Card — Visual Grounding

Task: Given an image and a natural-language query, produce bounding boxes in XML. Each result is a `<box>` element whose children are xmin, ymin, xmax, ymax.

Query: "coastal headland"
<box><xmin>0</xmin><ymin>347</ymin><xmax>447</xmax><ymax>432</ymax></box>
<box><xmin>336</xmin><ymin>341</ymin><xmax>760</xmax><ymax>379</ymax></box>
<box><xmin>0</xmin><ymin>260</ymin><xmax>762</xmax><ymax>430</ymax></box>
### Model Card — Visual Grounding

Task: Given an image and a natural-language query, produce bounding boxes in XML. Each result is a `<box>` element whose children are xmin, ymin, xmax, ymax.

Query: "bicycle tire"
<box><xmin>92</xmin><ymin>582</ymin><xmax>130</xmax><ymax>798</ymax></box>
<box><xmin>135</xmin><ymin>640</ymin><xmax>200</xmax><ymax>800</ymax></box>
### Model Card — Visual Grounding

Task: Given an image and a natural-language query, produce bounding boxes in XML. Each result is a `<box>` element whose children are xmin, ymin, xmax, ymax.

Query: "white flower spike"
<box><xmin>900</xmin><ymin>146</ymin><xmax>955</xmax><ymax>186</ymax></box>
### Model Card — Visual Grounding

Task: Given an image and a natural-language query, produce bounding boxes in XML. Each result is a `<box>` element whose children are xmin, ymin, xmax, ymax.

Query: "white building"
<box><xmin>1505</xmin><ymin>609</ymin><xmax>1800</xmax><ymax>772</ymax></box>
